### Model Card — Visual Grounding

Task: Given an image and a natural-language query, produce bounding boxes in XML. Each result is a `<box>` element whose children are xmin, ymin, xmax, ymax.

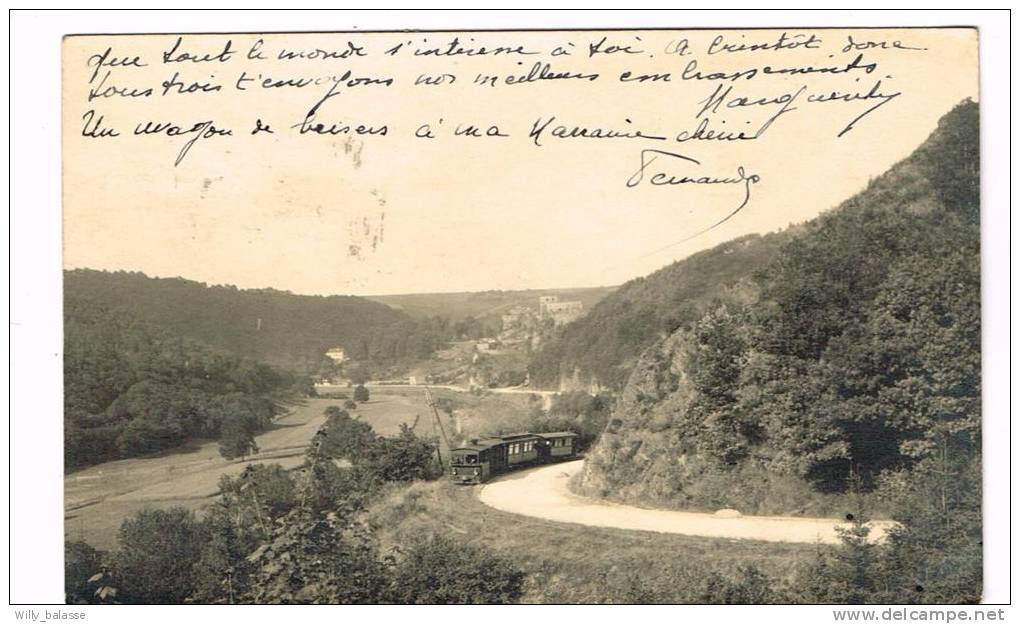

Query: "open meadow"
<box><xmin>64</xmin><ymin>392</ymin><xmax>427</xmax><ymax>549</ymax></box>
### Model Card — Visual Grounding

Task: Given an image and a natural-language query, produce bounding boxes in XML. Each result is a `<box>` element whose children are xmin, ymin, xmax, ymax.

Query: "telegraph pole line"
<box><xmin>423</xmin><ymin>386</ymin><xmax>451</xmax><ymax>467</ymax></box>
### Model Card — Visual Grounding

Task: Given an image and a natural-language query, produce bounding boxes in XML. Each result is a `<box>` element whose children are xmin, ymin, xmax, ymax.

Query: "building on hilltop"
<box><xmin>538</xmin><ymin>295</ymin><xmax>584</xmax><ymax>326</ymax></box>
<box><xmin>538</xmin><ymin>295</ymin><xmax>559</xmax><ymax>312</ymax></box>
<box><xmin>325</xmin><ymin>347</ymin><xmax>347</xmax><ymax>363</ymax></box>
<box><xmin>499</xmin><ymin>297</ymin><xmax>586</xmax><ymax>344</ymax></box>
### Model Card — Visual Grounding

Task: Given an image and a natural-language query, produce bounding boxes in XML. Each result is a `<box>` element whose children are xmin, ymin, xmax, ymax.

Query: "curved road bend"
<box><xmin>477</xmin><ymin>460</ymin><xmax>896</xmax><ymax>545</ymax></box>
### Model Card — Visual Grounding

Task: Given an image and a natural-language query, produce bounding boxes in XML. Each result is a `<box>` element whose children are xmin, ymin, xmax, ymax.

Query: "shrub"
<box><xmin>191</xmin><ymin>507</ymin><xmax>258</xmax><ymax>604</ymax></box>
<box><xmin>795</xmin><ymin>455</ymin><xmax>982</xmax><ymax>604</ymax></box>
<box><xmin>362</xmin><ymin>424</ymin><xmax>441</xmax><ymax>483</ymax></box>
<box><xmin>194</xmin><ymin>464</ymin><xmax>309</xmax><ymax>603</ymax></box>
<box><xmin>304</xmin><ymin>461</ymin><xmax>382</xmax><ymax>513</ymax></box>
<box><xmin>315</xmin><ymin>410</ymin><xmax>440</xmax><ymax>485</ymax></box>
<box><xmin>218</xmin><ymin>464</ymin><xmax>298</xmax><ymax>521</ymax></box>
<box><xmin>242</xmin><ymin>508</ymin><xmax>390</xmax><ymax>604</ymax></box>
<box><xmin>317</xmin><ymin>408</ymin><xmax>377</xmax><ymax>461</ymax></box>
<box><xmin>389</xmin><ymin>534</ymin><xmax>525</xmax><ymax>604</ymax></box>
<box><xmin>65</xmin><ymin>541</ymin><xmax>106</xmax><ymax>604</ymax></box>
<box><xmin>114</xmin><ymin>508</ymin><xmax>207</xmax><ymax>604</ymax></box>
<box><xmin>697</xmin><ymin>564</ymin><xmax>779</xmax><ymax>604</ymax></box>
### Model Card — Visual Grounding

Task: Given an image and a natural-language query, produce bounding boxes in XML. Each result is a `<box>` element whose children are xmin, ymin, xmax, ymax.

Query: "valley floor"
<box><xmin>64</xmin><ymin>394</ymin><xmax>435</xmax><ymax>549</ymax></box>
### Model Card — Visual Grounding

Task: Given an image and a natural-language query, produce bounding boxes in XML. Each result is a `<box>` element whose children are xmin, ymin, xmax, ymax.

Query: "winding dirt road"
<box><xmin>478</xmin><ymin>460</ymin><xmax>896</xmax><ymax>545</ymax></box>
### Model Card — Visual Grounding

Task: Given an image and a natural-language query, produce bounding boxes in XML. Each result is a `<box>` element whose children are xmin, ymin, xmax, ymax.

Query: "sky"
<box><xmin>62</xmin><ymin>29</ymin><xmax>978</xmax><ymax>295</ymax></box>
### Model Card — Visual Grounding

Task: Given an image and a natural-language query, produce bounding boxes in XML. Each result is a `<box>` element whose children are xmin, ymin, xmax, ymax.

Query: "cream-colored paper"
<box><xmin>63</xmin><ymin>29</ymin><xmax>977</xmax><ymax>295</ymax></box>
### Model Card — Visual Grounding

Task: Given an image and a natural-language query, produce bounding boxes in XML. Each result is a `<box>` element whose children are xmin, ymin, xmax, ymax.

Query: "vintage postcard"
<box><xmin>56</xmin><ymin>26</ymin><xmax>985</xmax><ymax>606</ymax></box>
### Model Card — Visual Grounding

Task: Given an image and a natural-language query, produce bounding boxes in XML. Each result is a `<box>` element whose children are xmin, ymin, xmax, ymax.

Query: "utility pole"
<box><xmin>225</xmin><ymin>567</ymin><xmax>235</xmax><ymax>605</ymax></box>
<box><xmin>424</xmin><ymin>386</ymin><xmax>451</xmax><ymax>468</ymax></box>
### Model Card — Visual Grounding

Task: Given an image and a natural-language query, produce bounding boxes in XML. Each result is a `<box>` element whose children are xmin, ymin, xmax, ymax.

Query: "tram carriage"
<box><xmin>449</xmin><ymin>431</ymin><xmax>579</xmax><ymax>484</ymax></box>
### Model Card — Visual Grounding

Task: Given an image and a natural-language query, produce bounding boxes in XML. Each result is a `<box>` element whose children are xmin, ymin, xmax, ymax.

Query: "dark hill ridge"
<box><xmin>64</xmin><ymin>269</ymin><xmax>428</xmax><ymax>371</ymax></box>
<box><xmin>578</xmin><ymin>101</ymin><xmax>980</xmax><ymax>517</ymax></box>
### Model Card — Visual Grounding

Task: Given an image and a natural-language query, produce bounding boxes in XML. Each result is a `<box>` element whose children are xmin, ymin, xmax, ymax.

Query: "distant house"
<box><xmin>325</xmin><ymin>347</ymin><xmax>347</xmax><ymax>363</ymax></box>
<box><xmin>538</xmin><ymin>296</ymin><xmax>583</xmax><ymax>326</ymax></box>
<box><xmin>538</xmin><ymin>295</ymin><xmax>559</xmax><ymax>312</ymax></box>
<box><xmin>476</xmin><ymin>340</ymin><xmax>500</xmax><ymax>352</ymax></box>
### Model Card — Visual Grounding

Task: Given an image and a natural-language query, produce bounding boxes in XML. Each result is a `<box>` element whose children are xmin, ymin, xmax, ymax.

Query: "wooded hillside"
<box><xmin>578</xmin><ymin>101</ymin><xmax>981</xmax><ymax>600</ymax></box>
<box><xmin>65</xmin><ymin>270</ymin><xmax>449</xmax><ymax>371</ymax></box>
<box><xmin>528</xmin><ymin>231</ymin><xmax>791</xmax><ymax>389</ymax></box>
<box><xmin>64</xmin><ymin>297</ymin><xmax>305</xmax><ymax>469</ymax></box>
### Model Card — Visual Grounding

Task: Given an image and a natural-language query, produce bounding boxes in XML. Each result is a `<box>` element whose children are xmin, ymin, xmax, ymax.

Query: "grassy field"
<box><xmin>349</xmin><ymin>390</ymin><xmax>436</xmax><ymax>436</ymax></box>
<box><xmin>66</xmin><ymin>399</ymin><xmax>320</xmax><ymax>549</ymax></box>
<box><xmin>364</xmin><ymin>478</ymin><xmax>821</xmax><ymax>604</ymax></box>
<box><xmin>357</xmin><ymin>385</ymin><xmax>546</xmax><ymax>444</ymax></box>
<box><xmin>65</xmin><ymin>392</ymin><xmax>456</xmax><ymax>550</ymax></box>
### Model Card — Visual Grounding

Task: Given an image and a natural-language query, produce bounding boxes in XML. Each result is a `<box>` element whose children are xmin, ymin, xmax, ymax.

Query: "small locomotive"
<box><xmin>449</xmin><ymin>431</ymin><xmax>579</xmax><ymax>484</ymax></box>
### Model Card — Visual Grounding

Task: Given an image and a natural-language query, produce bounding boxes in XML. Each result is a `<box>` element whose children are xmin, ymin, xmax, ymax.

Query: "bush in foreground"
<box><xmin>65</xmin><ymin>541</ymin><xmax>106</xmax><ymax>604</ymax></box>
<box><xmin>389</xmin><ymin>533</ymin><xmax>525</xmax><ymax>604</ymax></box>
<box><xmin>114</xmin><ymin>508</ymin><xmax>207</xmax><ymax>604</ymax></box>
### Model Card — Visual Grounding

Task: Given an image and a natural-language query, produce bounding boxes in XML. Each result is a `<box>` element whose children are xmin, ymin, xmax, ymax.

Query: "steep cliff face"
<box><xmin>577</xmin><ymin>323</ymin><xmax>763</xmax><ymax>510</ymax></box>
<box><xmin>577</xmin><ymin>329</ymin><xmax>697</xmax><ymax>502</ymax></box>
